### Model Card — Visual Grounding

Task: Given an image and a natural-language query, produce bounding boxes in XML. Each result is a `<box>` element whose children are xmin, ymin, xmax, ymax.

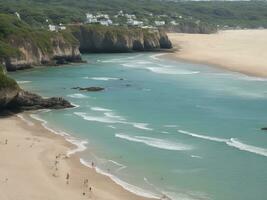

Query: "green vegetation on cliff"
<box><xmin>0</xmin><ymin>13</ymin><xmax>78</xmax><ymax>62</ymax></box>
<box><xmin>0</xmin><ymin>0</ymin><xmax>267</xmax><ymax>29</ymax></box>
<box><xmin>0</xmin><ymin>65</ymin><xmax>18</xmax><ymax>90</ymax></box>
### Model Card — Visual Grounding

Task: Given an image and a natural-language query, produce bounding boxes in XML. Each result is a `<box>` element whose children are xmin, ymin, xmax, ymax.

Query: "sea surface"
<box><xmin>11</xmin><ymin>53</ymin><xmax>267</xmax><ymax>200</ymax></box>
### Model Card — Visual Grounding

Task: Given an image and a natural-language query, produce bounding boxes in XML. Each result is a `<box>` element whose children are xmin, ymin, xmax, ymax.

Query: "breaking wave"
<box><xmin>116</xmin><ymin>133</ymin><xmax>192</xmax><ymax>151</ymax></box>
<box><xmin>178</xmin><ymin>130</ymin><xmax>267</xmax><ymax>157</ymax></box>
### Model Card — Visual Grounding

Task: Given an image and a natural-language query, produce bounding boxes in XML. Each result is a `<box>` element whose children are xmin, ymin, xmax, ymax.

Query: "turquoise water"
<box><xmin>11</xmin><ymin>53</ymin><xmax>267</xmax><ymax>200</ymax></box>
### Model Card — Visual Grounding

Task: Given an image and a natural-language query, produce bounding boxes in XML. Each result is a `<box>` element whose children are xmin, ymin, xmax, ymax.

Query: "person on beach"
<box><xmin>66</xmin><ymin>173</ymin><xmax>70</xmax><ymax>184</ymax></box>
<box><xmin>5</xmin><ymin>139</ymin><xmax>8</xmax><ymax>145</ymax></box>
<box><xmin>82</xmin><ymin>179</ymin><xmax>89</xmax><ymax>196</ymax></box>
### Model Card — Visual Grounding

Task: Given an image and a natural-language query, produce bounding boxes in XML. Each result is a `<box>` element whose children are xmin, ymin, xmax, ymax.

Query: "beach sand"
<box><xmin>0</xmin><ymin>114</ymin><xmax>154</xmax><ymax>200</ymax></box>
<box><xmin>168</xmin><ymin>30</ymin><xmax>267</xmax><ymax>77</ymax></box>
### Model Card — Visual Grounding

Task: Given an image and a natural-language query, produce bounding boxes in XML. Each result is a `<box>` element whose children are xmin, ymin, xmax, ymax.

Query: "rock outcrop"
<box><xmin>0</xmin><ymin>66</ymin><xmax>73</xmax><ymax>112</ymax></box>
<box><xmin>70</xmin><ymin>25</ymin><xmax>172</xmax><ymax>53</ymax></box>
<box><xmin>5</xmin><ymin>34</ymin><xmax>82</xmax><ymax>71</ymax></box>
<box><xmin>7</xmin><ymin>90</ymin><xmax>73</xmax><ymax>111</ymax></box>
<box><xmin>72</xmin><ymin>86</ymin><xmax>105</xmax><ymax>92</ymax></box>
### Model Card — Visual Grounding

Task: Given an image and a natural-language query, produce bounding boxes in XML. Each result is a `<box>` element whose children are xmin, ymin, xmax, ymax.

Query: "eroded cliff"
<box><xmin>0</xmin><ymin>66</ymin><xmax>73</xmax><ymax>111</ymax></box>
<box><xmin>70</xmin><ymin>25</ymin><xmax>172</xmax><ymax>53</ymax></box>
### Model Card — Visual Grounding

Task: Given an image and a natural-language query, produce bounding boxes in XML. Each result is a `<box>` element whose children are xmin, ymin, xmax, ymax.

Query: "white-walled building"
<box><xmin>14</xmin><ymin>12</ymin><xmax>21</xmax><ymax>20</ymax></box>
<box><xmin>155</xmin><ymin>21</ymin><xmax>165</xmax><ymax>26</ymax></box>
<box><xmin>127</xmin><ymin>19</ymin><xmax>143</xmax><ymax>27</ymax></box>
<box><xmin>48</xmin><ymin>24</ymin><xmax>56</xmax><ymax>31</ymax></box>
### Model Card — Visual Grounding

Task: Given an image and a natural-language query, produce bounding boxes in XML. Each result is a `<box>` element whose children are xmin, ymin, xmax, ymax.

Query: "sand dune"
<box><xmin>168</xmin><ymin>30</ymin><xmax>267</xmax><ymax>77</ymax></box>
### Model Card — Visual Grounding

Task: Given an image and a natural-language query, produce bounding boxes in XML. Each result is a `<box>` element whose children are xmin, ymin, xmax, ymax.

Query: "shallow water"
<box><xmin>11</xmin><ymin>53</ymin><xmax>267</xmax><ymax>200</ymax></box>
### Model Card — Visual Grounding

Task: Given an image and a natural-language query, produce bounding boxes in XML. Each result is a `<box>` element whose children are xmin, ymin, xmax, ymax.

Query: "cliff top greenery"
<box><xmin>0</xmin><ymin>65</ymin><xmax>18</xmax><ymax>90</ymax></box>
<box><xmin>0</xmin><ymin>13</ymin><xmax>78</xmax><ymax>60</ymax></box>
<box><xmin>0</xmin><ymin>0</ymin><xmax>267</xmax><ymax>28</ymax></box>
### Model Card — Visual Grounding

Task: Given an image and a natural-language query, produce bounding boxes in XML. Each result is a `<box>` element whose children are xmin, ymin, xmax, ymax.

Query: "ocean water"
<box><xmin>11</xmin><ymin>53</ymin><xmax>267</xmax><ymax>200</ymax></box>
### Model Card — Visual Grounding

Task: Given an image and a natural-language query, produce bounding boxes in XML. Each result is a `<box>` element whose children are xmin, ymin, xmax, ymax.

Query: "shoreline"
<box><xmin>0</xmin><ymin>112</ymin><xmax>158</xmax><ymax>200</ymax></box>
<box><xmin>167</xmin><ymin>30</ymin><xmax>267</xmax><ymax>78</ymax></box>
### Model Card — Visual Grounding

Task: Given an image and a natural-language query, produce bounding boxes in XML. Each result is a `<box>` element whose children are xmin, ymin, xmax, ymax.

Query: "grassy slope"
<box><xmin>0</xmin><ymin>65</ymin><xmax>18</xmax><ymax>90</ymax></box>
<box><xmin>0</xmin><ymin>0</ymin><xmax>267</xmax><ymax>28</ymax></box>
<box><xmin>0</xmin><ymin>13</ymin><xmax>78</xmax><ymax>61</ymax></box>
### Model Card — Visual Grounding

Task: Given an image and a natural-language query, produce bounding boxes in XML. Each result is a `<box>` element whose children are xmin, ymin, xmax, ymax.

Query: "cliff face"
<box><xmin>0</xmin><ymin>66</ymin><xmax>73</xmax><ymax>111</ymax></box>
<box><xmin>71</xmin><ymin>25</ymin><xmax>172</xmax><ymax>53</ymax></box>
<box><xmin>5</xmin><ymin>34</ymin><xmax>82</xmax><ymax>71</ymax></box>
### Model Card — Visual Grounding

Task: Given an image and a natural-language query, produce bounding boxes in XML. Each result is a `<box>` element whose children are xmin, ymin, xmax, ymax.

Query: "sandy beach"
<box><xmin>168</xmin><ymin>30</ymin><xmax>267</xmax><ymax>77</ymax></box>
<box><xmin>0</xmin><ymin>114</ymin><xmax>154</xmax><ymax>200</ymax></box>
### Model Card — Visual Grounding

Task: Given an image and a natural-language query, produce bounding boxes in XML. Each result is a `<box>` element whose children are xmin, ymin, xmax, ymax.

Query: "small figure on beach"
<box><xmin>66</xmin><ymin>173</ymin><xmax>70</xmax><ymax>184</ymax></box>
<box><xmin>84</xmin><ymin>179</ymin><xmax>89</xmax><ymax>187</ymax></box>
<box><xmin>5</xmin><ymin>139</ymin><xmax>8</xmax><ymax>145</ymax></box>
<box><xmin>91</xmin><ymin>162</ymin><xmax>94</xmax><ymax>168</ymax></box>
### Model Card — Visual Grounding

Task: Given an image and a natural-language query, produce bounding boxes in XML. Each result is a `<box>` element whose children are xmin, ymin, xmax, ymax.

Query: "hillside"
<box><xmin>0</xmin><ymin>13</ymin><xmax>82</xmax><ymax>70</ymax></box>
<box><xmin>0</xmin><ymin>0</ymin><xmax>267</xmax><ymax>29</ymax></box>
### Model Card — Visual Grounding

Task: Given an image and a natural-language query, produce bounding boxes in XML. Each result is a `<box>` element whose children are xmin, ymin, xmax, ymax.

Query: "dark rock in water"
<box><xmin>7</xmin><ymin>91</ymin><xmax>73</xmax><ymax>111</ymax></box>
<box><xmin>71</xmin><ymin>87</ymin><xmax>80</xmax><ymax>90</ymax></box>
<box><xmin>72</xmin><ymin>87</ymin><xmax>104</xmax><ymax>92</ymax></box>
<box><xmin>261</xmin><ymin>127</ymin><xmax>267</xmax><ymax>131</ymax></box>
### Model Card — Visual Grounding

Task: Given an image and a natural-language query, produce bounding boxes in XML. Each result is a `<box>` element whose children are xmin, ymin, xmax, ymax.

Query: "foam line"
<box><xmin>116</xmin><ymin>133</ymin><xmax>192</xmax><ymax>151</ymax></box>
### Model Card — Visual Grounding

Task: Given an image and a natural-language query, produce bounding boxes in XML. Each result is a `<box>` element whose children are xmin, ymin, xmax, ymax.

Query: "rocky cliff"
<box><xmin>0</xmin><ymin>66</ymin><xmax>73</xmax><ymax>111</ymax></box>
<box><xmin>0</xmin><ymin>14</ymin><xmax>82</xmax><ymax>71</ymax></box>
<box><xmin>4</xmin><ymin>33</ymin><xmax>82</xmax><ymax>71</ymax></box>
<box><xmin>70</xmin><ymin>25</ymin><xmax>172</xmax><ymax>53</ymax></box>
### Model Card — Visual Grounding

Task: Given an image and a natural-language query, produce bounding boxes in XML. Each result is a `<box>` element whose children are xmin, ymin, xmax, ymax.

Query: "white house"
<box><xmin>154</xmin><ymin>21</ymin><xmax>165</xmax><ymax>26</ymax></box>
<box><xmin>14</xmin><ymin>12</ymin><xmax>21</xmax><ymax>20</ymax></box>
<box><xmin>48</xmin><ymin>24</ymin><xmax>56</xmax><ymax>31</ymax></box>
<box><xmin>127</xmin><ymin>19</ymin><xmax>143</xmax><ymax>27</ymax></box>
<box><xmin>170</xmin><ymin>20</ymin><xmax>178</xmax><ymax>25</ymax></box>
<box><xmin>86</xmin><ymin>13</ymin><xmax>98</xmax><ymax>24</ymax></box>
<box><xmin>99</xmin><ymin>19</ymin><xmax>113</xmax><ymax>26</ymax></box>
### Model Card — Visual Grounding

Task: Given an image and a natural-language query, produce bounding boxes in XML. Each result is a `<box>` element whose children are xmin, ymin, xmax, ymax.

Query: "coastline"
<box><xmin>0</xmin><ymin>113</ymin><xmax>157</xmax><ymax>200</ymax></box>
<box><xmin>167</xmin><ymin>30</ymin><xmax>267</xmax><ymax>77</ymax></box>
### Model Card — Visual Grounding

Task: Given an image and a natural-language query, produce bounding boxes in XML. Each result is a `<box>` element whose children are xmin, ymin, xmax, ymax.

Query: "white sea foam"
<box><xmin>147</xmin><ymin>67</ymin><xmax>199</xmax><ymax>75</ymax></box>
<box><xmin>161</xmin><ymin>131</ymin><xmax>170</xmax><ymax>134</ymax></box>
<box><xmin>121</xmin><ymin>63</ymin><xmax>136</xmax><ymax>68</ymax></box>
<box><xmin>76</xmin><ymin>111</ymin><xmax>154</xmax><ymax>132</ymax></box>
<box><xmin>164</xmin><ymin>125</ymin><xmax>178</xmax><ymax>128</ymax></box>
<box><xmin>104</xmin><ymin>112</ymin><xmax>126</xmax><ymax>121</ymax></box>
<box><xmin>66</xmin><ymin>139</ymin><xmax>88</xmax><ymax>156</ymax></box>
<box><xmin>17</xmin><ymin>114</ymin><xmax>35</xmax><ymax>126</ymax></box>
<box><xmin>70</xmin><ymin>102</ymin><xmax>80</xmax><ymax>108</ymax></box>
<box><xmin>91</xmin><ymin>107</ymin><xmax>112</xmax><ymax>112</ymax></box>
<box><xmin>108</xmin><ymin>160</ymin><xmax>127</xmax><ymax>172</ymax></box>
<box><xmin>80</xmin><ymin>158</ymin><xmax>93</xmax><ymax>168</ymax></box>
<box><xmin>85</xmin><ymin>77</ymin><xmax>120</xmax><ymax>81</ymax></box>
<box><xmin>237</xmin><ymin>75</ymin><xmax>267</xmax><ymax>82</ymax></box>
<box><xmin>29</xmin><ymin>113</ymin><xmax>88</xmax><ymax>157</ymax></box>
<box><xmin>116</xmin><ymin>133</ymin><xmax>192</xmax><ymax>151</ymax></box>
<box><xmin>163</xmin><ymin>190</ymin><xmax>210</xmax><ymax>200</ymax></box>
<box><xmin>190</xmin><ymin>155</ymin><xmax>203</xmax><ymax>159</ymax></box>
<box><xmin>226</xmin><ymin>138</ymin><xmax>267</xmax><ymax>157</ymax></box>
<box><xmin>74</xmin><ymin>112</ymin><xmax>121</xmax><ymax>124</ymax></box>
<box><xmin>95</xmin><ymin>166</ymin><xmax>160</xmax><ymax>199</ymax></box>
<box><xmin>178</xmin><ymin>130</ymin><xmax>228</xmax><ymax>143</ymax></box>
<box><xmin>67</xmin><ymin>93</ymin><xmax>88</xmax><ymax>99</ymax></box>
<box><xmin>150</xmin><ymin>53</ymin><xmax>167</xmax><ymax>60</ymax></box>
<box><xmin>178</xmin><ymin>129</ymin><xmax>267</xmax><ymax>157</ymax></box>
<box><xmin>133</xmin><ymin>123</ymin><xmax>153</xmax><ymax>131</ymax></box>
<box><xmin>107</xmin><ymin>125</ymin><xmax>117</xmax><ymax>129</ymax></box>
<box><xmin>17</xmin><ymin>80</ymin><xmax>32</xmax><ymax>84</ymax></box>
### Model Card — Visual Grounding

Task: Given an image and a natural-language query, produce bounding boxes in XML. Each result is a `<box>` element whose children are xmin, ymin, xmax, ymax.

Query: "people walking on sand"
<box><xmin>82</xmin><ymin>178</ymin><xmax>89</xmax><ymax>196</ymax></box>
<box><xmin>66</xmin><ymin>173</ymin><xmax>70</xmax><ymax>184</ymax></box>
